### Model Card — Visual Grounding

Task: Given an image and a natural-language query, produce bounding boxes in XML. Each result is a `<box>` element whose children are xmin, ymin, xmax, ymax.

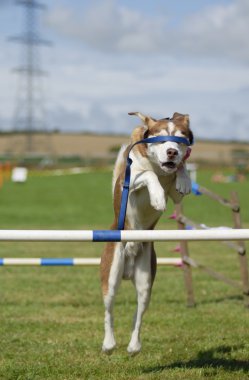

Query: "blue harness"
<box><xmin>117</xmin><ymin>135</ymin><xmax>192</xmax><ymax>230</ymax></box>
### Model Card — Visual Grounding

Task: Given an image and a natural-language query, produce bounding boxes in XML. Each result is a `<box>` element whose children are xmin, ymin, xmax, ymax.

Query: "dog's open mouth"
<box><xmin>161</xmin><ymin>161</ymin><xmax>176</xmax><ymax>170</ymax></box>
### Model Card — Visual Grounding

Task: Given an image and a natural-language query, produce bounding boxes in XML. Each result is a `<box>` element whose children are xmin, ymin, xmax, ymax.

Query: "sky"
<box><xmin>0</xmin><ymin>0</ymin><xmax>249</xmax><ymax>141</ymax></box>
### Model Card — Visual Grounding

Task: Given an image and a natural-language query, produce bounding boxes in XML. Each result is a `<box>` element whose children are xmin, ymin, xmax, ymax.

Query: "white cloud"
<box><xmin>180</xmin><ymin>0</ymin><xmax>249</xmax><ymax>63</ymax></box>
<box><xmin>45</xmin><ymin>0</ymin><xmax>167</xmax><ymax>53</ymax></box>
<box><xmin>1</xmin><ymin>0</ymin><xmax>249</xmax><ymax>141</ymax></box>
<box><xmin>45</xmin><ymin>0</ymin><xmax>249</xmax><ymax>63</ymax></box>
<box><xmin>42</xmin><ymin>48</ymin><xmax>249</xmax><ymax>139</ymax></box>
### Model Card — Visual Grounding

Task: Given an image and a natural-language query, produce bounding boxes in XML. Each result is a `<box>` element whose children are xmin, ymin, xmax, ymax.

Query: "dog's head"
<box><xmin>129</xmin><ymin>112</ymin><xmax>194</xmax><ymax>175</ymax></box>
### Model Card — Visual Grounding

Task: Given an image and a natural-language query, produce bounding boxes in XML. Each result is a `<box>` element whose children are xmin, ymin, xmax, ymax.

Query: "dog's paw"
<box><xmin>150</xmin><ymin>188</ymin><xmax>166</xmax><ymax>211</ymax></box>
<box><xmin>102</xmin><ymin>345</ymin><xmax>115</xmax><ymax>355</ymax></box>
<box><xmin>176</xmin><ymin>172</ymin><xmax>192</xmax><ymax>195</ymax></box>
<box><xmin>102</xmin><ymin>337</ymin><xmax>116</xmax><ymax>355</ymax></box>
<box><xmin>127</xmin><ymin>340</ymin><xmax>141</xmax><ymax>356</ymax></box>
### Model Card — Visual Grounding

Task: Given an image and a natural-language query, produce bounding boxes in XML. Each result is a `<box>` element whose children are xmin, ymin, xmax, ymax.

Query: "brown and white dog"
<box><xmin>100</xmin><ymin>112</ymin><xmax>194</xmax><ymax>355</ymax></box>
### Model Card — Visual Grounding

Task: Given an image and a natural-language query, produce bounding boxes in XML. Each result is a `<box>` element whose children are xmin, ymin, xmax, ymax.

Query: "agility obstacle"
<box><xmin>172</xmin><ymin>184</ymin><xmax>249</xmax><ymax>307</ymax></box>
<box><xmin>1</xmin><ymin>181</ymin><xmax>248</xmax><ymax>307</ymax></box>
<box><xmin>0</xmin><ymin>257</ymin><xmax>183</xmax><ymax>267</ymax></box>
<box><xmin>0</xmin><ymin>228</ymin><xmax>249</xmax><ymax>242</ymax></box>
<box><xmin>0</xmin><ymin>227</ymin><xmax>249</xmax><ymax>305</ymax></box>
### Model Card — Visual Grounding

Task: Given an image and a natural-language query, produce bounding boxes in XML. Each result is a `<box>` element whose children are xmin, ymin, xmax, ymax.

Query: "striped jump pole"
<box><xmin>0</xmin><ymin>229</ymin><xmax>249</xmax><ymax>242</ymax></box>
<box><xmin>1</xmin><ymin>228</ymin><xmax>249</xmax><ymax>307</ymax></box>
<box><xmin>0</xmin><ymin>257</ymin><xmax>183</xmax><ymax>267</ymax></box>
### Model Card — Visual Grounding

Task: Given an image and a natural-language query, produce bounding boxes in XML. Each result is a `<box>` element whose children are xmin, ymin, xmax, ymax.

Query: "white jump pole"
<box><xmin>0</xmin><ymin>258</ymin><xmax>183</xmax><ymax>267</ymax></box>
<box><xmin>0</xmin><ymin>229</ymin><xmax>249</xmax><ymax>242</ymax></box>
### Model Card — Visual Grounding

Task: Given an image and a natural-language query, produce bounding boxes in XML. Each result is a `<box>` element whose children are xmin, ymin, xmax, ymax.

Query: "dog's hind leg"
<box><xmin>127</xmin><ymin>242</ymin><xmax>156</xmax><ymax>355</ymax></box>
<box><xmin>101</xmin><ymin>242</ymin><xmax>125</xmax><ymax>354</ymax></box>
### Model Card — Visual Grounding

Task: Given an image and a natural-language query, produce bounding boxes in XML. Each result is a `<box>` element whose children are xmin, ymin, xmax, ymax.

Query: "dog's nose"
<box><xmin>167</xmin><ymin>148</ymin><xmax>178</xmax><ymax>159</ymax></box>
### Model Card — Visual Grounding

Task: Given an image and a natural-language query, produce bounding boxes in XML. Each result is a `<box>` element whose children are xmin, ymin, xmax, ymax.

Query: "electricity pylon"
<box><xmin>9</xmin><ymin>0</ymin><xmax>52</xmax><ymax>154</ymax></box>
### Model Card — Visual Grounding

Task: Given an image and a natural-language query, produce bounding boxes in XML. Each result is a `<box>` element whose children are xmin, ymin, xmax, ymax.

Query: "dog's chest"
<box><xmin>127</xmin><ymin>174</ymin><xmax>176</xmax><ymax>229</ymax></box>
<box><xmin>127</xmin><ymin>191</ymin><xmax>160</xmax><ymax>229</ymax></box>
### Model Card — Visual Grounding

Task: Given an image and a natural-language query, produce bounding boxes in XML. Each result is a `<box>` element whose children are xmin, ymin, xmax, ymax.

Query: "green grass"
<box><xmin>0</xmin><ymin>169</ymin><xmax>249</xmax><ymax>380</ymax></box>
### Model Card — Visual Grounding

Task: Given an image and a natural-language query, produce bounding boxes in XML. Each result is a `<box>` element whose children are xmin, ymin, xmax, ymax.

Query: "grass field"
<box><xmin>0</xmin><ymin>169</ymin><xmax>249</xmax><ymax>380</ymax></box>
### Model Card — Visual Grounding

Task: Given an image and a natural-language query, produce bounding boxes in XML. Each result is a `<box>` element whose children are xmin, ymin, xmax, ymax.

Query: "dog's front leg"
<box><xmin>176</xmin><ymin>163</ymin><xmax>192</xmax><ymax>195</ymax></box>
<box><xmin>131</xmin><ymin>171</ymin><xmax>166</xmax><ymax>211</ymax></box>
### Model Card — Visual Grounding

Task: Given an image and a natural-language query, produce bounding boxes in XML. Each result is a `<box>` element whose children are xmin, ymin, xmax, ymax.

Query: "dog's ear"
<box><xmin>188</xmin><ymin>129</ymin><xmax>194</xmax><ymax>145</ymax></box>
<box><xmin>172</xmin><ymin>112</ymin><xmax>189</xmax><ymax>128</ymax></box>
<box><xmin>173</xmin><ymin>112</ymin><xmax>193</xmax><ymax>144</ymax></box>
<box><xmin>128</xmin><ymin>112</ymin><xmax>156</xmax><ymax>129</ymax></box>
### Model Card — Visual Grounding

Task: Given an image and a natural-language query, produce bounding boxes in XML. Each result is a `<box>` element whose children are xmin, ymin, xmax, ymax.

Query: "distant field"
<box><xmin>1</xmin><ymin>132</ymin><xmax>249</xmax><ymax>166</ymax></box>
<box><xmin>0</xmin><ymin>169</ymin><xmax>249</xmax><ymax>379</ymax></box>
